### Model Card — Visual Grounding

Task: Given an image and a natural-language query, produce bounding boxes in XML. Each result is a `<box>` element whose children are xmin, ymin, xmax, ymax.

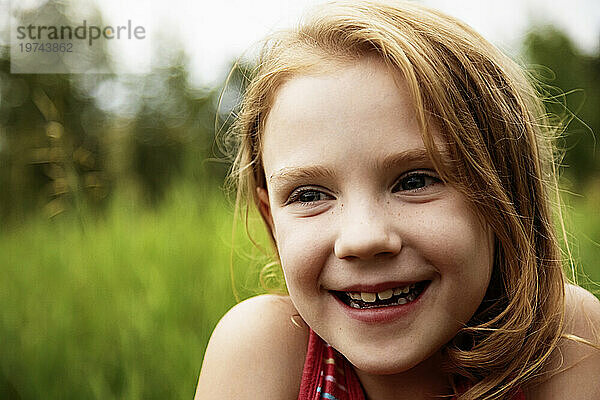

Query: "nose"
<box><xmin>333</xmin><ymin>199</ymin><xmax>402</xmax><ymax>260</ymax></box>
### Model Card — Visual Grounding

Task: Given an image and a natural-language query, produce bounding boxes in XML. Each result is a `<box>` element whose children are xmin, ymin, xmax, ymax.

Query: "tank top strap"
<box><xmin>298</xmin><ymin>329</ymin><xmax>365</xmax><ymax>400</ymax></box>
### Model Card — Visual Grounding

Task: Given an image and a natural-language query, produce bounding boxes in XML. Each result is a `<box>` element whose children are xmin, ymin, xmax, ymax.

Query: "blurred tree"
<box><xmin>0</xmin><ymin>53</ymin><xmax>113</xmax><ymax>223</ymax></box>
<box><xmin>130</xmin><ymin>49</ymin><xmax>220</xmax><ymax>205</ymax></box>
<box><xmin>0</xmin><ymin>1</ymin><xmax>223</xmax><ymax>223</ymax></box>
<box><xmin>0</xmin><ymin>1</ymin><xmax>114</xmax><ymax>224</ymax></box>
<box><xmin>522</xmin><ymin>27</ymin><xmax>600</xmax><ymax>188</ymax></box>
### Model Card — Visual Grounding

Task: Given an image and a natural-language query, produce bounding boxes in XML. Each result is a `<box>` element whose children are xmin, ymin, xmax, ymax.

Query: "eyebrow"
<box><xmin>268</xmin><ymin>148</ymin><xmax>437</xmax><ymax>189</ymax></box>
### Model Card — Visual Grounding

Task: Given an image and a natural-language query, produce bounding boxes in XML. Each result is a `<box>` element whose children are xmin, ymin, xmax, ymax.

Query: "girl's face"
<box><xmin>257</xmin><ymin>56</ymin><xmax>494</xmax><ymax>375</ymax></box>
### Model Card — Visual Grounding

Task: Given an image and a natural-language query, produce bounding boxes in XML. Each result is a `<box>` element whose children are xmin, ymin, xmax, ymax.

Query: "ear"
<box><xmin>256</xmin><ymin>187</ymin><xmax>275</xmax><ymax>235</ymax></box>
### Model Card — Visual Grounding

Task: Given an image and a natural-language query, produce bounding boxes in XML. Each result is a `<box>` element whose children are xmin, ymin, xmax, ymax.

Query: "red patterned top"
<box><xmin>297</xmin><ymin>329</ymin><xmax>525</xmax><ymax>400</ymax></box>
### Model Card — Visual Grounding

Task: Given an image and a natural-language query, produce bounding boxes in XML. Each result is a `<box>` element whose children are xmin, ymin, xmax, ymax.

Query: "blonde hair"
<box><xmin>223</xmin><ymin>1</ymin><xmax>567</xmax><ymax>398</ymax></box>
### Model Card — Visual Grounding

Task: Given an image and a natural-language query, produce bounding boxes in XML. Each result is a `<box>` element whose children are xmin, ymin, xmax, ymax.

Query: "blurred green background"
<box><xmin>1</xmin><ymin>1</ymin><xmax>599</xmax><ymax>399</ymax></box>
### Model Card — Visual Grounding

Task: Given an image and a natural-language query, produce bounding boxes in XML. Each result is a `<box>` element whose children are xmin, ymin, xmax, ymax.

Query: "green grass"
<box><xmin>0</xmin><ymin>182</ymin><xmax>598</xmax><ymax>399</ymax></box>
<box><xmin>0</xmin><ymin>183</ymin><xmax>272</xmax><ymax>400</ymax></box>
<box><xmin>565</xmin><ymin>190</ymin><xmax>600</xmax><ymax>292</ymax></box>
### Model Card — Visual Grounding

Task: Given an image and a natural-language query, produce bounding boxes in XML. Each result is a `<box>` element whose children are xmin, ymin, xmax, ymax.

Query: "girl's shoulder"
<box><xmin>524</xmin><ymin>284</ymin><xmax>600</xmax><ymax>399</ymax></box>
<box><xmin>194</xmin><ymin>294</ymin><xmax>309</xmax><ymax>400</ymax></box>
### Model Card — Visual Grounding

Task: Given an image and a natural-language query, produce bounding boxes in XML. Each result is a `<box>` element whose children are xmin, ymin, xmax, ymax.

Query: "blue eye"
<box><xmin>287</xmin><ymin>188</ymin><xmax>331</xmax><ymax>204</ymax></box>
<box><xmin>394</xmin><ymin>172</ymin><xmax>440</xmax><ymax>192</ymax></box>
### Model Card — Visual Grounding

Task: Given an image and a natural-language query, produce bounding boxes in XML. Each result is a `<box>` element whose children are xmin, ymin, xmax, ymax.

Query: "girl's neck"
<box><xmin>352</xmin><ymin>351</ymin><xmax>452</xmax><ymax>400</ymax></box>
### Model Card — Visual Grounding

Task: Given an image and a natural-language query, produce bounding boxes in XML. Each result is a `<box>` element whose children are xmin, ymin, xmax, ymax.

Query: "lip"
<box><xmin>330</xmin><ymin>281</ymin><xmax>429</xmax><ymax>324</ymax></box>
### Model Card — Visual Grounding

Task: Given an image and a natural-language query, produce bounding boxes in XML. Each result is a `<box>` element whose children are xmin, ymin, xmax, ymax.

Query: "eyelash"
<box><xmin>285</xmin><ymin>171</ymin><xmax>441</xmax><ymax>205</ymax></box>
<box><xmin>392</xmin><ymin>171</ymin><xmax>441</xmax><ymax>193</ymax></box>
<box><xmin>286</xmin><ymin>186</ymin><xmax>331</xmax><ymax>205</ymax></box>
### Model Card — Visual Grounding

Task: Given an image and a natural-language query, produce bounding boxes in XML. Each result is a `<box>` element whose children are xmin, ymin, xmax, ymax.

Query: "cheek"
<box><xmin>272</xmin><ymin>214</ymin><xmax>330</xmax><ymax>291</ymax></box>
<box><xmin>413</xmin><ymin>201</ymin><xmax>493</xmax><ymax>287</ymax></box>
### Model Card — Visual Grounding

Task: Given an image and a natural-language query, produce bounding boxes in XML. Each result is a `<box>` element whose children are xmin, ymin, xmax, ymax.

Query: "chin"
<box><xmin>346</xmin><ymin>350</ymin><xmax>429</xmax><ymax>375</ymax></box>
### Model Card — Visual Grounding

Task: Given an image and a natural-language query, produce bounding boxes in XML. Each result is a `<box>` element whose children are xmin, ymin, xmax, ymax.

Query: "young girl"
<box><xmin>195</xmin><ymin>1</ymin><xmax>600</xmax><ymax>399</ymax></box>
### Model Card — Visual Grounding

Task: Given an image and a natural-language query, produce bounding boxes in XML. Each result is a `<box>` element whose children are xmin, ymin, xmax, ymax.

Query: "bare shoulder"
<box><xmin>563</xmin><ymin>284</ymin><xmax>600</xmax><ymax>337</ymax></box>
<box><xmin>194</xmin><ymin>294</ymin><xmax>309</xmax><ymax>400</ymax></box>
<box><xmin>525</xmin><ymin>284</ymin><xmax>600</xmax><ymax>400</ymax></box>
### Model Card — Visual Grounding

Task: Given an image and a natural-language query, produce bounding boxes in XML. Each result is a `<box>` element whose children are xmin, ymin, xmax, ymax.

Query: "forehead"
<box><xmin>261</xmin><ymin>57</ymin><xmax>447</xmax><ymax>177</ymax></box>
<box><xmin>265</xmin><ymin>56</ymin><xmax>409</xmax><ymax>129</ymax></box>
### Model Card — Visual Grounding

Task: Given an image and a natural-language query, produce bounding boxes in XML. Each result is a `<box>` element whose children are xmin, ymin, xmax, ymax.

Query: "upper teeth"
<box><xmin>348</xmin><ymin>285</ymin><xmax>414</xmax><ymax>302</ymax></box>
<box><xmin>361</xmin><ymin>292</ymin><xmax>376</xmax><ymax>302</ymax></box>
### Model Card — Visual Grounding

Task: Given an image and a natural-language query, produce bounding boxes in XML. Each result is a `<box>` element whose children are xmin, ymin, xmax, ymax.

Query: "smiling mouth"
<box><xmin>332</xmin><ymin>281</ymin><xmax>430</xmax><ymax>309</ymax></box>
